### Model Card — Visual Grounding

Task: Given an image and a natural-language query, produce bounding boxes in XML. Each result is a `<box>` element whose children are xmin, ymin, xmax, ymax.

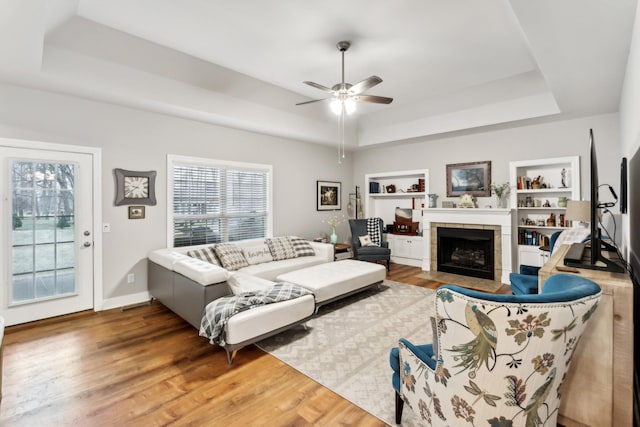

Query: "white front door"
<box><xmin>0</xmin><ymin>147</ymin><xmax>94</xmax><ymax>325</ymax></box>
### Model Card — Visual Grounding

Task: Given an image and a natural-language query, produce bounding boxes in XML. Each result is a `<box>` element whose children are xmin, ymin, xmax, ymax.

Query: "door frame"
<box><xmin>0</xmin><ymin>137</ymin><xmax>103</xmax><ymax>312</ymax></box>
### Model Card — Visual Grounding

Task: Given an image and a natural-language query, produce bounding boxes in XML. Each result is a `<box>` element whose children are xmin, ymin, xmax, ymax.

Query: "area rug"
<box><xmin>414</xmin><ymin>270</ymin><xmax>504</xmax><ymax>293</ymax></box>
<box><xmin>256</xmin><ymin>280</ymin><xmax>435</xmax><ymax>426</ymax></box>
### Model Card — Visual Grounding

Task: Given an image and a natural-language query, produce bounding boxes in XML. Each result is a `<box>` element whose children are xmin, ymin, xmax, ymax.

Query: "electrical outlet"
<box><xmin>103</xmin><ymin>223</ymin><xmax>111</xmax><ymax>233</ymax></box>
<box><xmin>127</xmin><ymin>273</ymin><xmax>135</xmax><ymax>284</ymax></box>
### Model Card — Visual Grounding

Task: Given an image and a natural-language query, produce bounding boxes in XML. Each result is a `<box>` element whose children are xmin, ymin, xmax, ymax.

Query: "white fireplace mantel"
<box><xmin>422</xmin><ymin>208</ymin><xmax>515</xmax><ymax>283</ymax></box>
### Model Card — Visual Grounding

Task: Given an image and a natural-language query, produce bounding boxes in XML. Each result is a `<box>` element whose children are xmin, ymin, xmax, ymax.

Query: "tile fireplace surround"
<box><xmin>422</xmin><ymin>208</ymin><xmax>515</xmax><ymax>284</ymax></box>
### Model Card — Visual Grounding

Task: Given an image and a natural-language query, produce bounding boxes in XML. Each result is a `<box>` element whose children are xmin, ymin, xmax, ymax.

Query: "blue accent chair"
<box><xmin>509</xmin><ymin>231</ymin><xmax>562</xmax><ymax>295</ymax></box>
<box><xmin>390</xmin><ymin>274</ymin><xmax>601</xmax><ymax>425</ymax></box>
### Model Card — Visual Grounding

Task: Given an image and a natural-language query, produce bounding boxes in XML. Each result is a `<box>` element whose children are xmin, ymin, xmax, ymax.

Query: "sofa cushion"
<box><xmin>227</xmin><ymin>272</ymin><xmax>274</xmax><ymax>294</ymax></box>
<box><xmin>186</xmin><ymin>246</ymin><xmax>221</xmax><ymax>266</ymax></box>
<box><xmin>265</xmin><ymin>237</ymin><xmax>297</xmax><ymax>261</ymax></box>
<box><xmin>242</xmin><ymin>243</ymin><xmax>274</xmax><ymax>265</ymax></box>
<box><xmin>238</xmin><ymin>256</ymin><xmax>328</xmax><ymax>281</ymax></box>
<box><xmin>173</xmin><ymin>258</ymin><xmax>230</xmax><ymax>286</ymax></box>
<box><xmin>289</xmin><ymin>237</ymin><xmax>315</xmax><ymax>257</ymax></box>
<box><xmin>214</xmin><ymin>243</ymin><xmax>249</xmax><ymax>271</ymax></box>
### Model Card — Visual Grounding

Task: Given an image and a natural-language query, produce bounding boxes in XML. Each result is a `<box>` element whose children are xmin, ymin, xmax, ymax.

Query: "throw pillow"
<box><xmin>289</xmin><ymin>236</ymin><xmax>315</xmax><ymax>257</ymax></box>
<box><xmin>265</xmin><ymin>237</ymin><xmax>297</xmax><ymax>261</ymax></box>
<box><xmin>359</xmin><ymin>234</ymin><xmax>378</xmax><ymax>247</ymax></box>
<box><xmin>242</xmin><ymin>244</ymin><xmax>274</xmax><ymax>265</ymax></box>
<box><xmin>186</xmin><ymin>246</ymin><xmax>221</xmax><ymax>266</ymax></box>
<box><xmin>214</xmin><ymin>243</ymin><xmax>249</xmax><ymax>271</ymax></box>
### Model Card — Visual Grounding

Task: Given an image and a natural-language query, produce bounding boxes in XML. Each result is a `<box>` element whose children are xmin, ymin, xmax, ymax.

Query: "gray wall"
<box><xmin>353</xmin><ymin>113</ymin><xmax>622</xmax><ymax>214</ymax></box>
<box><xmin>0</xmin><ymin>83</ymin><xmax>354</xmax><ymax>304</ymax></box>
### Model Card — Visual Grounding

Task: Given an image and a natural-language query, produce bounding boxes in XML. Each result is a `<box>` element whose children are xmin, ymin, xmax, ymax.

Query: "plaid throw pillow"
<box><xmin>289</xmin><ymin>237</ymin><xmax>315</xmax><ymax>257</ymax></box>
<box><xmin>186</xmin><ymin>246</ymin><xmax>220</xmax><ymax>266</ymax></box>
<box><xmin>265</xmin><ymin>237</ymin><xmax>297</xmax><ymax>261</ymax></box>
<box><xmin>214</xmin><ymin>243</ymin><xmax>249</xmax><ymax>271</ymax></box>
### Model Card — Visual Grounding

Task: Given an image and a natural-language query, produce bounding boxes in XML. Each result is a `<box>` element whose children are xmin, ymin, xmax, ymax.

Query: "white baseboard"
<box><xmin>99</xmin><ymin>291</ymin><xmax>152</xmax><ymax>311</ymax></box>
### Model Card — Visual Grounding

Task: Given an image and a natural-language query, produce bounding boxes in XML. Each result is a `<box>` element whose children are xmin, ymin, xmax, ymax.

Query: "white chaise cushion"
<box><xmin>276</xmin><ymin>259</ymin><xmax>386</xmax><ymax>304</ymax></box>
<box><xmin>225</xmin><ymin>294</ymin><xmax>315</xmax><ymax>345</ymax></box>
<box><xmin>227</xmin><ymin>272</ymin><xmax>274</xmax><ymax>294</ymax></box>
<box><xmin>174</xmin><ymin>257</ymin><xmax>230</xmax><ymax>286</ymax></box>
<box><xmin>239</xmin><ymin>256</ymin><xmax>328</xmax><ymax>281</ymax></box>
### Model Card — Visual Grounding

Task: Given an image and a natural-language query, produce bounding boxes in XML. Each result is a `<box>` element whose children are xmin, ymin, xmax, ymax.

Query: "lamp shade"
<box><xmin>565</xmin><ymin>200</ymin><xmax>590</xmax><ymax>223</ymax></box>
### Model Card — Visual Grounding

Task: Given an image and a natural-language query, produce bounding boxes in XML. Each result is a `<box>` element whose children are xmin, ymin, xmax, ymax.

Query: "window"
<box><xmin>168</xmin><ymin>155</ymin><xmax>272</xmax><ymax>247</ymax></box>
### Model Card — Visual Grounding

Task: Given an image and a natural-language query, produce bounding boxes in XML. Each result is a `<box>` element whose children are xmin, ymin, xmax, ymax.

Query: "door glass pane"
<box><xmin>10</xmin><ymin>161</ymin><xmax>77</xmax><ymax>304</ymax></box>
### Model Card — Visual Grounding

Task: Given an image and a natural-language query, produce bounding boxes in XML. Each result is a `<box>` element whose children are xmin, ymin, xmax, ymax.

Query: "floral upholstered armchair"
<box><xmin>390</xmin><ymin>274</ymin><xmax>601</xmax><ymax>426</ymax></box>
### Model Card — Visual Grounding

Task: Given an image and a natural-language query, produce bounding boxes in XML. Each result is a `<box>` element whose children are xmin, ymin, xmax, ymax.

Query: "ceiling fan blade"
<box><xmin>303</xmin><ymin>81</ymin><xmax>334</xmax><ymax>93</ymax></box>
<box><xmin>296</xmin><ymin>98</ymin><xmax>329</xmax><ymax>106</ymax></box>
<box><xmin>348</xmin><ymin>76</ymin><xmax>382</xmax><ymax>95</ymax></box>
<box><xmin>354</xmin><ymin>94</ymin><xmax>393</xmax><ymax>104</ymax></box>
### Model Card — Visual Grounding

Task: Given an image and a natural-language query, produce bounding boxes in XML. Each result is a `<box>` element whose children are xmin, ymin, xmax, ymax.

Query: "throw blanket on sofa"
<box><xmin>199</xmin><ymin>283</ymin><xmax>313</xmax><ymax>346</ymax></box>
<box><xmin>367</xmin><ymin>217</ymin><xmax>383</xmax><ymax>246</ymax></box>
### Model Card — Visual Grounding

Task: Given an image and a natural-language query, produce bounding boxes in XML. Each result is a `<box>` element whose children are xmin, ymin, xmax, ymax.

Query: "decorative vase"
<box><xmin>427</xmin><ymin>194</ymin><xmax>438</xmax><ymax>208</ymax></box>
<box><xmin>497</xmin><ymin>195</ymin><xmax>508</xmax><ymax>209</ymax></box>
<box><xmin>330</xmin><ymin>228</ymin><xmax>338</xmax><ymax>244</ymax></box>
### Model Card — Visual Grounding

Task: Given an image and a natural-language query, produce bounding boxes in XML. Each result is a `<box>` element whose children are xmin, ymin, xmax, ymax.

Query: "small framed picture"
<box><xmin>128</xmin><ymin>206</ymin><xmax>145</xmax><ymax>219</ymax></box>
<box><xmin>317</xmin><ymin>180</ymin><xmax>341</xmax><ymax>211</ymax></box>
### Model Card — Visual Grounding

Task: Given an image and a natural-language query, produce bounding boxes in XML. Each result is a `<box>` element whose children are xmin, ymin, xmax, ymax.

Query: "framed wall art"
<box><xmin>446</xmin><ymin>161</ymin><xmax>491</xmax><ymax>197</ymax></box>
<box><xmin>114</xmin><ymin>168</ymin><xmax>157</xmax><ymax>206</ymax></box>
<box><xmin>317</xmin><ymin>180</ymin><xmax>341</xmax><ymax>211</ymax></box>
<box><xmin>128</xmin><ymin>206</ymin><xmax>145</xmax><ymax>219</ymax></box>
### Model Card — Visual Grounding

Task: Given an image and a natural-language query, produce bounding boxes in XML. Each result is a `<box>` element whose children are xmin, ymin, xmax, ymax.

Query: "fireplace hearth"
<box><xmin>437</xmin><ymin>227</ymin><xmax>495</xmax><ymax>280</ymax></box>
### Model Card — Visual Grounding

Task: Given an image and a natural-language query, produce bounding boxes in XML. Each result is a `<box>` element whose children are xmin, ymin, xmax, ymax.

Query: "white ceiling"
<box><xmin>0</xmin><ymin>0</ymin><xmax>637</xmax><ymax>149</ymax></box>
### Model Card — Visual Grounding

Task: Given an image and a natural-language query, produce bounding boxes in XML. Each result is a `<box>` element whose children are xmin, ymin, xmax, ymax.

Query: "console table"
<box><xmin>538</xmin><ymin>244</ymin><xmax>633</xmax><ymax>427</ymax></box>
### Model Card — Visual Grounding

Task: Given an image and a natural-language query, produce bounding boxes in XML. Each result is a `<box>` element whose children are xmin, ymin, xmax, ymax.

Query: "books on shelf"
<box><xmin>517</xmin><ymin>175</ymin><xmax>532</xmax><ymax>190</ymax></box>
<box><xmin>518</xmin><ymin>230</ymin><xmax>551</xmax><ymax>246</ymax></box>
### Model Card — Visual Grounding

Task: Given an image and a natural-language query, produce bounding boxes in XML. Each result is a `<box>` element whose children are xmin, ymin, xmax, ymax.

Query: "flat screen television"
<box><xmin>564</xmin><ymin>129</ymin><xmax>625</xmax><ymax>272</ymax></box>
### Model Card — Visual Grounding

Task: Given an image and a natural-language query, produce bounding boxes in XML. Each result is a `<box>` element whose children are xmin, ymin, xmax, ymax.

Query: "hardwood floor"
<box><xmin>0</xmin><ymin>264</ymin><xmax>510</xmax><ymax>426</ymax></box>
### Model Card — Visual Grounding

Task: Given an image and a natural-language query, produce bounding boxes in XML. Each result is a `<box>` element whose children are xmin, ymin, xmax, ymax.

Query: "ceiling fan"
<box><xmin>296</xmin><ymin>40</ymin><xmax>393</xmax><ymax>114</ymax></box>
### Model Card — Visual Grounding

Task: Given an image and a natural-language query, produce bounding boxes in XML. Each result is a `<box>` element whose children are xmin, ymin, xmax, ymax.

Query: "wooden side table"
<box><xmin>333</xmin><ymin>243</ymin><xmax>352</xmax><ymax>260</ymax></box>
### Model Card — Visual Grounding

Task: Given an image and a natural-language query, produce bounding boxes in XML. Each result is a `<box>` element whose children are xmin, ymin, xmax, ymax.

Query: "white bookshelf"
<box><xmin>364</xmin><ymin>169</ymin><xmax>429</xmax><ymax>266</ymax></box>
<box><xmin>509</xmin><ymin>156</ymin><xmax>580</xmax><ymax>266</ymax></box>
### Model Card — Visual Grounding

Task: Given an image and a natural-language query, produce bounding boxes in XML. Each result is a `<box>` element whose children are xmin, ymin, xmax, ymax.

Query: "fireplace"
<box><xmin>437</xmin><ymin>227</ymin><xmax>495</xmax><ymax>280</ymax></box>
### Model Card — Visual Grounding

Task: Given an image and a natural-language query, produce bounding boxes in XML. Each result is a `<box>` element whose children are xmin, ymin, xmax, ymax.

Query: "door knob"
<box><xmin>84</xmin><ymin>231</ymin><xmax>91</xmax><ymax>236</ymax></box>
<box><xmin>83</xmin><ymin>242</ymin><xmax>91</xmax><ymax>247</ymax></box>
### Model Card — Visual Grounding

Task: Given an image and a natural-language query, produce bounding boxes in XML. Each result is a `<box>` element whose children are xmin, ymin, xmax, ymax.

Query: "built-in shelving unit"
<box><xmin>509</xmin><ymin>156</ymin><xmax>580</xmax><ymax>267</ymax></box>
<box><xmin>364</xmin><ymin>170</ymin><xmax>429</xmax><ymax>266</ymax></box>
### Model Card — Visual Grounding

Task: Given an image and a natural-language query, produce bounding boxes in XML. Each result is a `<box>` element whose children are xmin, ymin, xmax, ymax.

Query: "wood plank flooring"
<box><xmin>0</xmin><ymin>264</ymin><xmax>510</xmax><ymax>426</ymax></box>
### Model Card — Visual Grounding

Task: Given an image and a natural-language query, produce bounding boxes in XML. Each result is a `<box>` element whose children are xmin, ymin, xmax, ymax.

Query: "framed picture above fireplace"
<box><xmin>446</xmin><ymin>161</ymin><xmax>491</xmax><ymax>197</ymax></box>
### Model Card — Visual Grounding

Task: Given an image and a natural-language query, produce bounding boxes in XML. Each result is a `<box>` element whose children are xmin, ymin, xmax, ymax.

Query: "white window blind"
<box><xmin>170</xmin><ymin>157</ymin><xmax>271</xmax><ymax>247</ymax></box>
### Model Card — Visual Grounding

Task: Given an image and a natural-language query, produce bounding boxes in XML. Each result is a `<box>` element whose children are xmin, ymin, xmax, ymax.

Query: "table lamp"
<box><xmin>565</xmin><ymin>200</ymin><xmax>590</xmax><ymax>227</ymax></box>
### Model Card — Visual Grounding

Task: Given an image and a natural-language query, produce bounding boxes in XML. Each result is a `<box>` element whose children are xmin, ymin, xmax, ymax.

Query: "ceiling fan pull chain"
<box><xmin>340</xmin><ymin>108</ymin><xmax>344</xmax><ymax>159</ymax></box>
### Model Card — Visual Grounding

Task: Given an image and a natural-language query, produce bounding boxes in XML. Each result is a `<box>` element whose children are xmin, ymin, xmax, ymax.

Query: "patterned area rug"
<box><xmin>257</xmin><ymin>280</ymin><xmax>436</xmax><ymax>426</ymax></box>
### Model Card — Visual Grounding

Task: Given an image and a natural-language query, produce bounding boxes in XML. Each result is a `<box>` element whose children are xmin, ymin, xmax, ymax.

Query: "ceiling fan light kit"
<box><xmin>297</xmin><ymin>40</ymin><xmax>393</xmax><ymax>162</ymax></box>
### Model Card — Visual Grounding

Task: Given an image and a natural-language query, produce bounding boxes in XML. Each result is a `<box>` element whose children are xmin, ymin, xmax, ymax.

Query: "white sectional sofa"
<box><xmin>147</xmin><ymin>236</ymin><xmax>387</xmax><ymax>363</ymax></box>
<box><xmin>147</xmin><ymin>237</ymin><xmax>334</xmax><ymax>329</ymax></box>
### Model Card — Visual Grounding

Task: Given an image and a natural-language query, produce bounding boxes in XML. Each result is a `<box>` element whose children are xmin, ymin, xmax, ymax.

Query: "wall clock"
<box><xmin>114</xmin><ymin>168</ymin><xmax>157</xmax><ymax>206</ymax></box>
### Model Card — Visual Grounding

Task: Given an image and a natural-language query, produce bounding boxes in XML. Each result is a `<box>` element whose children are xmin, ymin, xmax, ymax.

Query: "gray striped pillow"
<box><xmin>265</xmin><ymin>237</ymin><xmax>297</xmax><ymax>261</ymax></box>
<box><xmin>186</xmin><ymin>246</ymin><xmax>220</xmax><ymax>266</ymax></box>
<box><xmin>214</xmin><ymin>243</ymin><xmax>249</xmax><ymax>271</ymax></box>
<box><xmin>289</xmin><ymin>237</ymin><xmax>315</xmax><ymax>257</ymax></box>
